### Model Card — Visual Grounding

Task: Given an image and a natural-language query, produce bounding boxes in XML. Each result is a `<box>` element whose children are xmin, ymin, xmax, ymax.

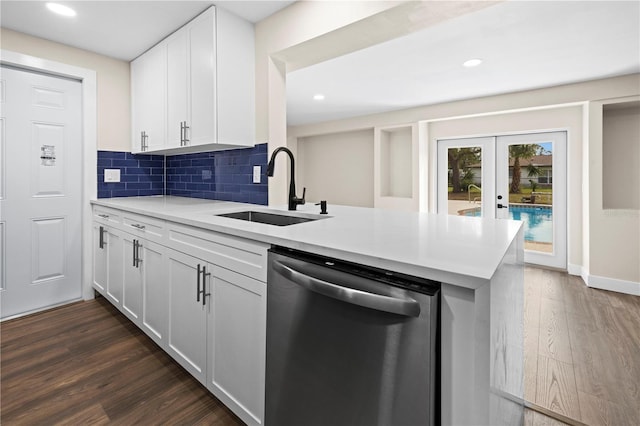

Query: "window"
<box><xmin>538</xmin><ymin>169</ymin><xmax>553</xmax><ymax>184</ymax></box>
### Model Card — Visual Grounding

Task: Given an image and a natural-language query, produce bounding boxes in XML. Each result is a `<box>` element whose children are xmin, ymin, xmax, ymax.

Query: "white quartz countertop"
<box><xmin>91</xmin><ymin>196</ymin><xmax>523</xmax><ymax>289</ymax></box>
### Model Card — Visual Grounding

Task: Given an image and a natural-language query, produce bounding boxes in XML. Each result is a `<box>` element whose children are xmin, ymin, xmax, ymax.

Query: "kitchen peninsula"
<box><xmin>91</xmin><ymin>195</ymin><xmax>524</xmax><ymax>426</ymax></box>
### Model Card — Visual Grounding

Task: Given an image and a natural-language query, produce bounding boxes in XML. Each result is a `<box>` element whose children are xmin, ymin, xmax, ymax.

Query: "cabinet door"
<box><xmin>122</xmin><ymin>234</ymin><xmax>142</xmax><ymax>324</ymax></box>
<box><xmin>106</xmin><ymin>229</ymin><xmax>124</xmax><ymax>307</ymax></box>
<box><xmin>216</xmin><ymin>6</ymin><xmax>254</xmax><ymax>146</ymax></box>
<box><xmin>166</xmin><ymin>249</ymin><xmax>208</xmax><ymax>384</ymax></box>
<box><xmin>207</xmin><ymin>266</ymin><xmax>266</xmax><ymax>426</ymax></box>
<box><xmin>141</xmin><ymin>240</ymin><xmax>168</xmax><ymax>347</ymax></box>
<box><xmin>166</xmin><ymin>30</ymin><xmax>189</xmax><ymax>149</ymax></box>
<box><xmin>93</xmin><ymin>223</ymin><xmax>108</xmax><ymax>293</ymax></box>
<box><xmin>131</xmin><ymin>44</ymin><xmax>167</xmax><ymax>153</ymax></box>
<box><xmin>188</xmin><ymin>7</ymin><xmax>216</xmax><ymax>147</ymax></box>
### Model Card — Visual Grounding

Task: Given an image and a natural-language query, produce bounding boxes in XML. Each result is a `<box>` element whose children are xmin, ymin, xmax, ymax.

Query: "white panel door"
<box><xmin>0</xmin><ymin>66</ymin><xmax>82</xmax><ymax>319</ymax></box>
<box><xmin>166</xmin><ymin>248</ymin><xmax>208</xmax><ymax>384</ymax></box>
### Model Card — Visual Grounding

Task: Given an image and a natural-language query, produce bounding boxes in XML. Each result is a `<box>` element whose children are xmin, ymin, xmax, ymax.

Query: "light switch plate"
<box><xmin>253</xmin><ymin>165</ymin><xmax>261</xmax><ymax>184</ymax></box>
<box><xmin>105</xmin><ymin>169</ymin><xmax>121</xmax><ymax>183</ymax></box>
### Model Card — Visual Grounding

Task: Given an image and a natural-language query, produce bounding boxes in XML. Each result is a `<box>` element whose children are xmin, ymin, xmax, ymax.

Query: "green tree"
<box><xmin>448</xmin><ymin>147</ymin><xmax>480</xmax><ymax>192</ymax></box>
<box><xmin>509</xmin><ymin>144</ymin><xmax>542</xmax><ymax>193</ymax></box>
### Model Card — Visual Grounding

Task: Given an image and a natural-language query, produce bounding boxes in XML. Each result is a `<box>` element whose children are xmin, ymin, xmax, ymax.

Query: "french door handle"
<box><xmin>497</xmin><ymin>204</ymin><xmax>508</xmax><ymax>209</ymax></box>
<box><xmin>201</xmin><ymin>265</ymin><xmax>211</xmax><ymax>306</ymax></box>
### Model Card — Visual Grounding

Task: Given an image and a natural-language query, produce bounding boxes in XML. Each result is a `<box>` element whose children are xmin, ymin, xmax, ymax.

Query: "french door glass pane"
<box><xmin>447</xmin><ymin>147</ymin><xmax>483</xmax><ymax>216</ymax></box>
<box><xmin>506</xmin><ymin>142</ymin><xmax>553</xmax><ymax>254</ymax></box>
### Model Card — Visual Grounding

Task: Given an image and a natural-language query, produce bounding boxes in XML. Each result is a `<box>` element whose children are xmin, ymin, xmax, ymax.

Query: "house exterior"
<box><xmin>463</xmin><ymin>154</ymin><xmax>553</xmax><ymax>188</ymax></box>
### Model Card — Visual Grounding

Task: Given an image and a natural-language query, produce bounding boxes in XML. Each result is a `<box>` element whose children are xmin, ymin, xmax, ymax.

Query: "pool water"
<box><xmin>465</xmin><ymin>206</ymin><xmax>553</xmax><ymax>243</ymax></box>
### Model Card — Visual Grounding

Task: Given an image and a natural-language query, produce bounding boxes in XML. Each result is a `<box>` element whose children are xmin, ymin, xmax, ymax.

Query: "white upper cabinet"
<box><xmin>216</xmin><ymin>7</ymin><xmax>255</xmax><ymax>146</ymax></box>
<box><xmin>131</xmin><ymin>6</ymin><xmax>255</xmax><ymax>154</ymax></box>
<box><xmin>131</xmin><ymin>43</ymin><xmax>166</xmax><ymax>153</ymax></box>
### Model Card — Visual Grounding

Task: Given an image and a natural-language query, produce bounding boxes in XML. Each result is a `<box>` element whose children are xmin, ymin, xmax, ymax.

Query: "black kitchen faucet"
<box><xmin>267</xmin><ymin>147</ymin><xmax>305</xmax><ymax>211</ymax></box>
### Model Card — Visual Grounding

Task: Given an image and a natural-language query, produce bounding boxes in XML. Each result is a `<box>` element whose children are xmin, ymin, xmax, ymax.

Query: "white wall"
<box><xmin>1</xmin><ymin>28</ymin><xmax>130</xmax><ymax>151</ymax></box>
<box><xmin>588</xmin><ymin>98</ymin><xmax>640</xmax><ymax>291</ymax></box>
<box><xmin>603</xmin><ymin>103</ymin><xmax>640</xmax><ymax>210</ymax></box>
<box><xmin>297</xmin><ymin>129</ymin><xmax>374</xmax><ymax>207</ymax></box>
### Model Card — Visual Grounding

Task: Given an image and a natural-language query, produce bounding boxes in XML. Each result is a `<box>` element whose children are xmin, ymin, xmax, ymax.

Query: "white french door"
<box><xmin>437</xmin><ymin>132</ymin><xmax>567</xmax><ymax>269</ymax></box>
<box><xmin>0</xmin><ymin>66</ymin><xmax>83</xmax><ymax>319</ymax></box>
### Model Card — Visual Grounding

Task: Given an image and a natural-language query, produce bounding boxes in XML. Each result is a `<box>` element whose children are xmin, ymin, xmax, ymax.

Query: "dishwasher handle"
<box><xmin>272</xmin><ymin>260</ymin><xmax>421</xmax><ymax>317</ymax></box>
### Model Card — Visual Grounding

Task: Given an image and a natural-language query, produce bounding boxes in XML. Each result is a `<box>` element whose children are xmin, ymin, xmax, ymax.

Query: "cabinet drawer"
<box><xmin>122</xmin><ymin>212</ymin><xmax>166</xmax><ymax>243</ymax></box>
<box><xmin>93</xmin><ymin>207</ymin><xmax>121</xmax><ymax>225</ymax></box>
<box><xmin>168</xmin><ymin>223</ymin><xmax>269</xmax><ymax>282</ymax></box>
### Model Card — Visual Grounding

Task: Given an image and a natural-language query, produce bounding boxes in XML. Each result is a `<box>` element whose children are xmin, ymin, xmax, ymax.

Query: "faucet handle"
<box><xmin>297</xmin><ymin>187</ymin><xmax>306</xmax><ymax>205</ymax></box>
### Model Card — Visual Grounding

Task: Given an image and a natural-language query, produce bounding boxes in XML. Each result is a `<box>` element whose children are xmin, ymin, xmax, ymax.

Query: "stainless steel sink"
<box><xmin>216</xmin><ymin>210</ymin><xmax>324</xmax><ymax>226</ymax></box>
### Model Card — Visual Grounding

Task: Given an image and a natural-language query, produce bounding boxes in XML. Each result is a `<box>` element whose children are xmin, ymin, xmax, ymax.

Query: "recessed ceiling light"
<box><xmin>46</xmin><ymin>2</ymin><xmax>77</xmax><ymax>17</ymax></box>
<box><xmin>313</xmin><ymin>94</ymin><xmax>325</xmax><ymax>101</ymax></box>
<box><xmin>463</xmin><ymin>58</ymin><xmax>483</xmax><ymax>68</ymax></box>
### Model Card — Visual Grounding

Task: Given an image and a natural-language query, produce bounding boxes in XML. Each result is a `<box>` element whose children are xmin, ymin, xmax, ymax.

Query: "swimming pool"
<box><xmin>464</xmin><ymin>205</ymin><xmax>553</xmax><ymax>243</ymax></box>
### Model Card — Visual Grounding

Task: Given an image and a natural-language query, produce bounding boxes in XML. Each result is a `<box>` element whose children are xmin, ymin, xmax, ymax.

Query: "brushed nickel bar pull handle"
<box><xmin>197</xmin><ymin>264</ymin><xmax>202</xmax><ymax>302</ymax></box>
<box><xmin>132</xmin><ymin>239</ymin><xmax>137</xmax><ymax>267</ymax></box>
<box><xmin>99</xmin><ymin>226</ymin><xmax>105</xmax><ymax>249</ymax></box>
<box><xmin>98</xmin><ymin>214</ymin><xmax>109</xmax><ymax>219</ymax></box>
<box><xmin>180</xmin><ymin>122</ymin><xmax>184</xmax><ymax>146</ymax></box>
<box><xmin>183</xmin><ymin>122</ymin><xmax>189</xmax><ymax>145</ymax></box>
<box><xmin>131</xmin><ymin>224</ymin><xmax>146</xmax><ymax>230</ymax></box>
<box><xmin>136</xmin><ymin>240</ymin><xmax>142</xmax><ymax>268</ymax></box>
<box><xmin>202</xmin><ymin>265</ymin><xmax>211</xmax><ymax>306</ymax></box>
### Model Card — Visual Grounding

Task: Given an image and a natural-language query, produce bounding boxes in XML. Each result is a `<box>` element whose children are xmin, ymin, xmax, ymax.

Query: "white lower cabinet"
<box><xmin>166</xmin><ymin>248</ymin><xmax>209</xmax><ymax>384</ymax></box>
<box><xmin>140</xmin><ymin>240</ymin><xmax>168</xmax><ymax>347</ymax></box>
<box><xmin>122</xmin><ymin>234</ymin><xmax>143</xmax><ymax>323</ymax></box>
<box><xmin>92</xmin><ymin>210</ymin><xmax>267</xmax><ymax>426</ymax></box>
<box><xmin>207</xmin><ymin>266</ymin><xmax>266</xmax><ymax>426</ymax></box>
<box><xmin>122</xmin><ymin>235</ymin><xmax>167</xmax><ymax>339</ymax></box>
<box><xmin>93</xmin><ymin>222</ymin><xmax>109</xmax><ymax>293</ymax></box>
<box><xmin>105</xmin><ymin>229</ymin><xmax>124</xmax><ymax>307</ymax></box>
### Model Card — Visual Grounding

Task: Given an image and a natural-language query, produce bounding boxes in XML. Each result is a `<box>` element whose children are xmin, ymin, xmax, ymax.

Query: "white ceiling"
<box><xmin>1</xmin><ymin>1</ymin><xmax>638</xmax><ymax>127</ymax></box>
<box><xmin>0</xmin><ymin>1</ymin><xmax>295</xmax><ymax>61</ymax></box>
<box><xmin>287</xmin><ymin>0</ymin><xmax>640</xmax><ymax>126</ymax></box>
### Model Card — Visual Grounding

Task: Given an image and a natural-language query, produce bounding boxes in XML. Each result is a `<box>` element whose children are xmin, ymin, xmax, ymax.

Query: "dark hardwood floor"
<box><xmin>0</xmin><ymin>297</ymin><xmax>243</xmax><ymax>425</ymax></box>
<box><xmin>2</xmin><ymin>267</ymin><xmax>638</xmax><ymax>425</ymax></box>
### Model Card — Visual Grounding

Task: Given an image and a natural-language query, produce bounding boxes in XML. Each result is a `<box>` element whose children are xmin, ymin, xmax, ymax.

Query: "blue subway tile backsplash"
<box><xmin>97</xmin><ymin>143</ymin><xmax>268</xmax><ymax>205</ymax></box>
<box><xmin>97</xmin><ymin>152</ymin><xmax>164</xmax><ymax>198</ymax></box>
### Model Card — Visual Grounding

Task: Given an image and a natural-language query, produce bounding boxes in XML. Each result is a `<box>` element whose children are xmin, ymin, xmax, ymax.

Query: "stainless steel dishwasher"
<box><xmin>266</xmin><ymin>246</ymin><xmax>439</xmax><ymax>426</ymax></box>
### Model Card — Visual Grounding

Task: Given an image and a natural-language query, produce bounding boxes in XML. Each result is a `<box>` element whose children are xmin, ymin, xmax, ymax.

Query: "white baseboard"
<box><xmin>567</xmin><ymin>263</ymin><xmax>583</xmax><ymax>276</ymax></box>
<box><xmin>587</xmin><ymin>274</ymin><xmax>640</xmax><ymax>296</ymax></box>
